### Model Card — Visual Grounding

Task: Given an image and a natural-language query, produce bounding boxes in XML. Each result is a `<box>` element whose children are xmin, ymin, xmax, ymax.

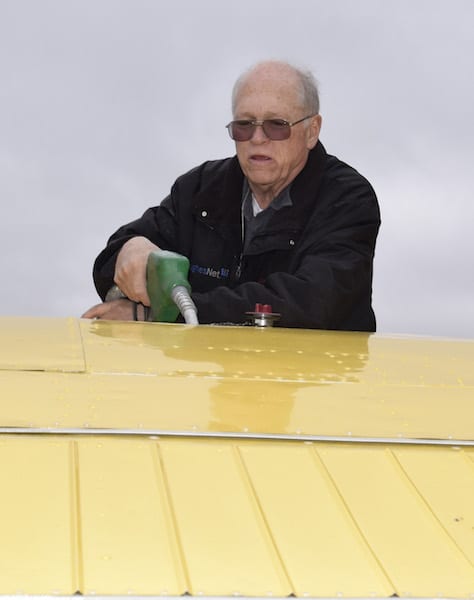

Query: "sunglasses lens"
<box><xmin>229</xmin><ymin>121</ymin><xmax>254</xmax><ymax>141</ymax></box>
<box><xmin>227</xmin><ymin>119</ymin><xmax>292</xmax><ymax>141</ymax></box>
<box><xmin>262</xmin><ymin>119</ymin><xmax>291</xmax><ymax>140</ymax></box>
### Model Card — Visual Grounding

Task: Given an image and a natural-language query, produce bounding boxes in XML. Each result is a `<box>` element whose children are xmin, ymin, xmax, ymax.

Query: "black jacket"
<box><xmin>93</xmin><ymin>142</ymin><xmax>380</xmax><ymax>330</ymax></box>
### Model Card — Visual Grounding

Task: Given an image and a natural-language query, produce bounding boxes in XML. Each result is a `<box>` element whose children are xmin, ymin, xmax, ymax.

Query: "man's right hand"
<box><xmin>114</xmin><ymin>236</ymin><xmax>160</xmax><ymax>306</ymax></box>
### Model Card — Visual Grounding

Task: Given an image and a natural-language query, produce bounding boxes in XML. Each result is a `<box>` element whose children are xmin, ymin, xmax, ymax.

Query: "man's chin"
<box><xmin>247</xmin><ymin>176</ymin><xmax>276</xmax><ymax>190</ymax></box>
<box><xmin>245</xmin><ymin>167</ymin><xmax>277</xmax><ymax>185</ymax></box>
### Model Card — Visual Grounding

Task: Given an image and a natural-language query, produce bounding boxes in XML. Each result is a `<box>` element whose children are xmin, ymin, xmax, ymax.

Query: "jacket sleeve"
<box><xmin>92</xmin><ymin>195</ymin><xmax>179</xmax><ymax>300</ymax></box>
<box><xmin>92</xmin><ymin>165</ymin><xmax>204</xmax><ymax>300</ymax></box>
<box><xmin>192</xmin><ymin>176</ymin><xmax>380</xmax><ymax>331</ymax></box>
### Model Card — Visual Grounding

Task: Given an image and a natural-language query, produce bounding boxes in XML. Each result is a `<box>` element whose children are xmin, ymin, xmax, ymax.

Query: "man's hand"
<box><xmin>81</xmin><ymin>299</ymin><xmax>134</xmax><ymax>320</ymax></box>
<box><xmin>114</xmin><ymin>236</ymin><xmax>160</xmax><ymax>305</ymax></box>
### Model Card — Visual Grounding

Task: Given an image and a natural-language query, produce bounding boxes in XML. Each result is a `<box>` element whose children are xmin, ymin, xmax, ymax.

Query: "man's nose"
<box><xmin>249</xmin><ymin>123</ymin><xmax>270</xmax><ymax>142</ymax></box>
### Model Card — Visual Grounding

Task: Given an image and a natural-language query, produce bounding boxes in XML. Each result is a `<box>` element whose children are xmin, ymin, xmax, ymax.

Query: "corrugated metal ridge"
<box><xmin>0</xmin><ymin>596</ymin><xmax>468</xmax><ymax>600</ymax></box>
<box><xmin>0</xmin><ymin>427</ymin><xmax>473</xmax><ymax>446</ymax></box>
<box><xmin>2</xmin><ymin>435</ymin><xmax>473</xmax><ymax>596</ymax></box>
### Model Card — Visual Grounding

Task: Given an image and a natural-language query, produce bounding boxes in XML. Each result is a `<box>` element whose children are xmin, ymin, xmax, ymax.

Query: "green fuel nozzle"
<box><xmin>146</xmin><ymin>250</ymin><xmax>198</xmax><ymax>324</ymax></box>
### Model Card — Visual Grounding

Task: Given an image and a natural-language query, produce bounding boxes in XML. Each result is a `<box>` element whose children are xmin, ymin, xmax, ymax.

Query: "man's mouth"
<box><xmin>250</xmin><ymin>154</ymin><xmax>272</xmax><ymax>162</ymax></box>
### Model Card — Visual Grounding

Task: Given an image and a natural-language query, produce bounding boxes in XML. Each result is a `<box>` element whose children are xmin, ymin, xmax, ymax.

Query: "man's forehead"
<box><xmin>234</xmin><ymin>81</ymin><xmax>302</xmax><ymax>116</ymax></box>
<box><xmin>241</xmin><ymin>64</ymin><xmax>300</xmax><ymax>90</ymax></box>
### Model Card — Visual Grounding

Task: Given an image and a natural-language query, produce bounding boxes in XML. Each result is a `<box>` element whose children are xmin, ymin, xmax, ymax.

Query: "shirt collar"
<box><xmin>242</xmin><ymin>179</ymin><xmax>293</xmax><ymax>218</ymax></box>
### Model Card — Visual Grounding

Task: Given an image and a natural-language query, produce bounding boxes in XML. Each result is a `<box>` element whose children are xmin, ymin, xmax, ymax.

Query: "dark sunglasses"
<box><xmin>226</xmin><ymin>114</ymin><xmax>315</xmax><ymax>141</ymax></box>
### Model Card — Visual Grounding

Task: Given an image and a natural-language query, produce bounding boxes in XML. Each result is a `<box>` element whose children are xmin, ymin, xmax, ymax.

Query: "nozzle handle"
<box><xmin>146</xmin><ymin>250</ymin><xmax>192</xmax><ymax>322</ymax></box>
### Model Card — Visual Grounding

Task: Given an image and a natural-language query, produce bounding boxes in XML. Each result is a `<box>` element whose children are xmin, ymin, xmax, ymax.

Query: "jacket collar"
<box><xmin>193</xmin><ymin>141</ymin><xmax>328</xmax><ymax>230</ymax></box>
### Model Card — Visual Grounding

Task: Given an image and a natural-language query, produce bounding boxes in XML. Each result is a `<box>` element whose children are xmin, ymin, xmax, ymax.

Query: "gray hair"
<box><xmin>231</xmin><ymin>60</ymin><xmax>320</xmax><ymax>116</ymax></box>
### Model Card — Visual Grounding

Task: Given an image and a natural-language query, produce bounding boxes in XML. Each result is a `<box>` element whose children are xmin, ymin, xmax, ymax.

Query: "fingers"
<box><xmin>81</xmin><ymin>303</ymin><xmax>109</xmax><ymax>319</ymax></box>
<box><xmin>81</xmin><ymin>299</ymin><xmax>134</xmax><ymax>321</ymax></box>
<box><xmin>116</xmin><ymin>275</ymin><xmax>150</xmax><ymax>306</ymax></box>
<box><xmin>114</xmin><ymin>236</ymin><xmax>158</xmax><ymax>305</ymax></box>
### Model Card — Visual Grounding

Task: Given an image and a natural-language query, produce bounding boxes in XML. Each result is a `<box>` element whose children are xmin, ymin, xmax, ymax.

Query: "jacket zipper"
<box><xmin>235</xmin><ymin>254</ymin><xmax>243</xmax><ymax>280</ymax></box>
<box><xmin>235</xmin><ymin>200</ymin><xmax>246</xmax><ymax>281</ymax></box>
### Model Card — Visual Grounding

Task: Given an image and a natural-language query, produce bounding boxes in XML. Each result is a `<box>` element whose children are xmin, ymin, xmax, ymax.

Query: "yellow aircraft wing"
<box><xmin>0</xmin><ymin>316</ymin><xmax>473</xmax><ymax>597</ymax></box>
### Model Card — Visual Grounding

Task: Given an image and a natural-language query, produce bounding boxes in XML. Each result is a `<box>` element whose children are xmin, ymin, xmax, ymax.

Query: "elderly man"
<box><xmin>83</xmin><ymin>60</ymin><xmax>380</xmax><ymax>330</ymax></box>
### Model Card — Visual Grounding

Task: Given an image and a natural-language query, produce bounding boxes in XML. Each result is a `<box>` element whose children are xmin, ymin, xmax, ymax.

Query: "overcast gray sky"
<box><xmin>1</xmin><ymin>0</ymin><xmax>473</xmax><ymax>338</ymax></box>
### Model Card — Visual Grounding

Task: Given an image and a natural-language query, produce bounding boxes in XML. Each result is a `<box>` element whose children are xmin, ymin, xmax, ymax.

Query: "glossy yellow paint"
<box><xmin>0</xmin><ymin>435</ymin><xmax>473</xmax><ymax>596</ymax></box>
<box><xmin>77</xmin><ymin>437</ymin><xmax>186</xmax><ymax>595</ymax></box>
<box><xmin>0</xmin><ymin>316</ymin><xmax>84</xmax><ymax>372</ymax></box>
<box><xmin>319</xmin><ymin>444</ymin><xmax>474</xmax><ymax>596</ymax></box>
<box><xmin>0</xmin><ymin>437</ymin><xmax>78</xmax><ymax>594</ymax></box>
<box><xmin>0</xmin><ymin>317</ymin><xmax>473</xmax><ymax>440</ymax></box>
<box><xmin>238</xmin><ymin>443</ymin><xmax>394</xmax><ymax>596</ymax></box>
<box><xmin>1</xmin><ymin>316</ymin><xmax>474</xmax><ymax>597</ymax></box>
<box><xmin>159</xmin><ymin>440</ymin><xmax>292</xmax><ymax>596</ymax></box>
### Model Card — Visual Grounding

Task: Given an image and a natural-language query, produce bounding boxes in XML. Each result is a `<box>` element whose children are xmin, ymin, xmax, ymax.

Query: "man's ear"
<box><xmin>306</xmin><ymin>114</ymin><xmax>322</xmax><ymax>149</ymax></box>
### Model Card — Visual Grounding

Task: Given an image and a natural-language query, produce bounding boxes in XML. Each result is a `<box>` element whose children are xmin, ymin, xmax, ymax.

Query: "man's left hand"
<box><xmin>81</xmin><ymin>298</ymin><xmax>134</xmax><ymax>320</ymax></box>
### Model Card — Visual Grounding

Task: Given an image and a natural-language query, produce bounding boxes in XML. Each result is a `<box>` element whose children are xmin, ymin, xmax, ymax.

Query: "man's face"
<box><xmin>233</xmin><ymin>69</ymin><xmax>321</xmax><ymax>203</ymax></box>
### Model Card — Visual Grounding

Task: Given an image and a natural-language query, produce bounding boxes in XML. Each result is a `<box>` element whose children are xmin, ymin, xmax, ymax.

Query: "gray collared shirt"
<box><xmin>241</xmin><ymin>179</ymin><xmax>293</xmax><ymax>253</ymax></box>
